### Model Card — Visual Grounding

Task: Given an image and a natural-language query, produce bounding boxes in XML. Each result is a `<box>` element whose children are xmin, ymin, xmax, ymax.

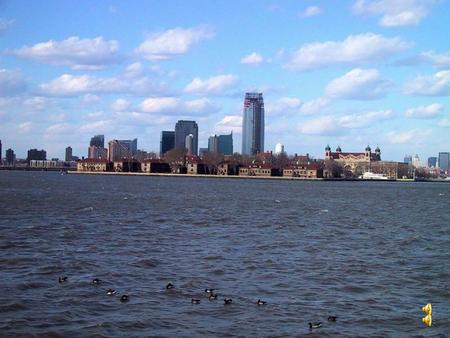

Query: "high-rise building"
<box><xmin>65</xmin><ymin>146</ymin><xmax>73</xmax><ymax>162</ymax></box>
<box><xmin>218</xmin><ymin>133</ymin><xmax>233</xmax><ymax>155</ymax></box>
<box><xmin>175</xmin><ymin>120</ymin><xmax>198</xmax><ymax>155</ymax></box>
<box><xmin>242</xmin><ymin>93</ymin><xmax>264</xmax><ymax>155</ymax></box>
<box><xmin>185</xmin><ymin>134</ymin><xmax>194</xmax><ymax>155</ymax></box>
<box><xmin>438</xmin><ymin>152</ymin><xmax>450</xmax><ymax>170</ymax></box>
<box><xmin>208</xmin><ymin>135</ymin><xmax>219</xmax><ymax>153</ymax></box>
<box><xmin>108</xmin><ymin>139</ymin><xmax>137</xmax><ymax>161</ymax></box>
<box><xmin>6</xmin><ymin>148</ymin><xmax>15</xmax><ymax>166</ymax></box>
<box><xmin>0</xmin><ymin>139</ymin><xmax>2</xmax><ymax>165</ymax></box>
<box><xmin>412</xmin><ymin>154</ymin><xmax>420</xmax><ymax>168</ymax></box>
<box><xmin>90</xmin><ymin>135</ymin><xmax>105</xmax><ymax>148</ymax></box>
<box><xmin>427</xmin><ymin>157</ymin><xmax>437</xmax><ymax>168</ymax></box>
<box><xmin>88</xmin><ymin>145</ymin><xmax>108</xmax><ymax>159</ymax></box>
<box><xmin>27</xmin><ymin>149</ymin><xmax>46</xmax><ymax>163</ymax></box>
<box><xmin>404</xmin><ymin>155</ymin><xmax>412</xmax><ymax>165</ymax></box>
<box><xmin>160</xmin><ymin>131</ymin><xmax>175</xmax><ymax>156</ymax></box>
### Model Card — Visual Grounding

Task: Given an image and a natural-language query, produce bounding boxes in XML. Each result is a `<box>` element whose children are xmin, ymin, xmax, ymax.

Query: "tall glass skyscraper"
<box><xmin>438</xmin><ymin>152</ymin><xmax>450</xmax><ymax>170</ymax></box>
<box><xmin>175</xmin><ymin>120</ymin><xmax>198</xmax><ymax>155</ymax></box>
<box><xmin>160</xmin><ymin>131</ymin><xmax>175</xmax><ymax>156</ymax></box>
<box><xmin>242</xmin><ymin>93</ymin><xmax>264</xmax><ymax>155</ymax></box>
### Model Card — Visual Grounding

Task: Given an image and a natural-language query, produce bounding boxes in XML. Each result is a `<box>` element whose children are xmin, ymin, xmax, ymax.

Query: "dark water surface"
<box><xmin>1</xmin><ymin>171</ymin><xmax>449</xmax><ymax>337</ymax></box>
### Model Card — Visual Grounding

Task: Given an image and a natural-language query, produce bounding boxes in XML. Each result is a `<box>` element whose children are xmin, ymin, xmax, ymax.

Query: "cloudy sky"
<box><xmin>1</xmin><ymin>0</ymin><xmax>450</xmax><ymax>161</ymax></box>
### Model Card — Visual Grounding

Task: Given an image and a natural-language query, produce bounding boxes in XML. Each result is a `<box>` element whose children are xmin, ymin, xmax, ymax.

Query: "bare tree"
<box><xmin>164</xmin><ymin>148</ymin><xmax>187</xmax><ymax>173</ymax></box>
<box><xmin>274</xmin><ymin>152</ymin><xmax>290</xmax><ymax>170</ymax></box>
<box><xmin>202</xmin><ymin>151</ymin><xmax>224</xmax><ymax>175</ymax></box>
<box><xmin>324</xmin><ymin>160</ymin><xmax>343</xmax><ymax>178</ymax></box>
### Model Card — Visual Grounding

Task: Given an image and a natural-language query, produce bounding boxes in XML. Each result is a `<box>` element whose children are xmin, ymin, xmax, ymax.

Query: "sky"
<box><xmin>1</xmin><ymin>0</ymin><xmax>450</xmax><ymax>162</ymax></box>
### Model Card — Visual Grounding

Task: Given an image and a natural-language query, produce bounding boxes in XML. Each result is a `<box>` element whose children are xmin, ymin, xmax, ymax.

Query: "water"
<box><xmin>1</xmin><ymin>171</ymin><xmax>449</xmax><ymax>337</ymax></box>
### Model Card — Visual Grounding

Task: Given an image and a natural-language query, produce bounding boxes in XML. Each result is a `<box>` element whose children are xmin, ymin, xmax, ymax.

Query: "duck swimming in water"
<box><xmin>309</xmin><ymin>322</ymin><xmax>322</xmax><ymax>329</ymax></box>
<box><xmin>205</xmin><ymin>288</ymin><xmax>214</xmax><ymax>294</ymax></box>
<box><xmin>107</xmin><ymin>289</ymin><xmax>116</xmax><ymax>296</ymax></box>
<box><xmin>120</xmin><ymin>295</ymin><xmax>129</xmax><ymax>302</ymax></box>
<box><xmin>58</xmin><ymin>276</ymin><xmax>68</xmax><ymax>283</ymax></box>
<box><xmin>328</xmin><ymin>316</ymin><xmax>337</xmax><ymax>322</ymax></box>
<box><xmin>208</xmin><ymin>294</ymin><xmax>218</xmax><ymax>301</ymax></box>
<box><xmin>92</xmin><ymin>278</ymin><xmax>101</xmax><ymax>285</ymax></box>
<box><xmin>166</xmin><ymin>283</ymin><xmax>175</xmax><ymax>289</ymax></box>
<box><xmin>223</xmin><ymin>298</ymin><xmax>233</xmax><ymax>305</ymax></box>
<box><xmin>191</xmin><ymin>298</ymin><xmax>200</xmax><ymax>304</ymax></box>
<box><xmin>257</xmin><ymin>299</ymin><xmax>266</xmax><ymax>305</ymax></box>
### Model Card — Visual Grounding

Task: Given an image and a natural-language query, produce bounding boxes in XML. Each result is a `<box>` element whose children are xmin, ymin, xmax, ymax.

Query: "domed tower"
<box><xmin>365</xmin><ymin>145</ymin><xmax>371</xmax><ymax>160</ymax></box>
<box><xmin>336</xmin><ymin>145</ymin><xmax>342</xmax><ymax>153</ymax></box>
<box><xmin>375</xmin><ymin>145</ymin><xmax>381</xmax><ymax>160</ymax></box>
<box><xmin>325</xmin><ymin>144</ymin><xmax>332</xmax><ymax>160</ymax></box>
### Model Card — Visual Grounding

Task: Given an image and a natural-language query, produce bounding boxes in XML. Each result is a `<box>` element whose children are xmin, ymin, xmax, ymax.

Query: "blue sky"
<box><xmin>1</xmin><ymin>0</ymin><xmax>450</xmax><ymax>162</ymax></box>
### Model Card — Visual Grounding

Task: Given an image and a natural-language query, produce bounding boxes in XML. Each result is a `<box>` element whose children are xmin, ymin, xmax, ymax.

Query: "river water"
<box><xmin>0</xmin><ymin>171</ymin><xmax>449</xmax><ymax>337</ymax></box>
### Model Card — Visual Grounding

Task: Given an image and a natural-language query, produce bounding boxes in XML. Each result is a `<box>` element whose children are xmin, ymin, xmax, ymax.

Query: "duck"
<box><xmin>166</xmin><ymin>283</ymin><xmax>175</xmax><ymax>290</ymax></box>
<box><xmin>58</xmin><ymin>276</ymin><xmax>68</xmax><ymax>283</ymax></box>
<box><xmin>107</xmin><ymin>289</ymin><xmax>116</xmax><ymax>296</ymax></box>
<box><xmin>223</xmin><ymin>298</ymin><xmax>233</xmax><ymax>305</ymax></box>
<box><xmin>328</xmin><ymin>316</ymin><xmax>337</xmax><ymax>322</ymax></box>
<box><xmin>208</xmin><ymin>294</ymin><xmax>218</xmax><ymax>301</ymax></box>
<box><xmin>120</xmin><ymin>295</ymin><xmax>129</xmax><ymax>302</ymax></box>
<box><xmin>257</xmin><ymin>299</ymin><xmax>266</xmax><ymax>305</ymax></box>
<box><xmin>191</xmin><ymin>298</ymin><xmax>200</xmax><ymax>304</ymax></box>
<box><xmin>92</xmin><ymin>278</ymin><xmax>101</xmax><ymax>285</ymax></box>
<box><xmin>205</xmin><ymin>288</ymin><xmax>215</xmax><ymax>294</ymax></box>
<box><xmin>309</xmin><ymin>322</ymin><xmax>322</xmax><ymax>329</ymax></box>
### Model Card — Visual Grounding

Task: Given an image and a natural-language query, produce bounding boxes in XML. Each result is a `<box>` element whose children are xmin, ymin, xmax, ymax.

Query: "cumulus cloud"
<box><xmin>438</xmin><ymin>118</ymin><xmax>450</xmax><ymax>128</ymax></box>
<box><xmin>404</xmin><ymin>103</ymin><xmax>443</xmax><ymax>118</ymax></box>
<box><xmin>418</xmin><ymin>51</ymin><xmax>450</xmax><ymax>68</ymax></box>
<box><xmin>240</xmin><ymin>52</ymin><xmax>264</xmax><ymax>65</ymax></box>
<box><xmin>111</xmin><ymin>98</ymin><xmax>130</xmax><ymax>111</ymax></box>
<box><xmin>13</xmin><ymin>36</ymin><xmax>120</xmax><ymax>70</ymax></box>
<box><xmin>301</xmin><ymin>6</ymin><xmax>322</xmax><ymax>17</ymax></box>
<box><xmin>325</xmin><ymin>68</ymin><xmax>390</xmax><ymax>100</ymax></box>
<box><xmin>300</xmin><ymin>110</ymin><xmax>392</xmax><ymax>135</ymax></box>
<box><xmin>215</xmin><ymin>115</ymin><xmax>242</xmax><ymax>134</ymax></box>
<box><xmin>299</xmin><ymin>97</ymin><xmax>329</xmax><ymax>114</ymax></box>
<box><xmin>284</xmin><ymin>33</ymin><xmax>411</xmax><ymax>71</ymax></box>
<box><xmin>45</xmin><ymin>123</ymin><xmax>72</xmax><ymax>135</ymax></box>
<box><xmin>184</xmin><ymin>74</ymin><xmax>238</xmax><ymax>94</ymax></box>
<box><xmin>353</xmin><ymin>0</ymin><xmax>434</xmax><ymax>27</ymax></box>
<box><xmin>79</xmin><ymin>120</ymin><xmax>115</xmax><ymax>133</ymax></box>
<box><xmin>265</xmin><ymin>97</ymin><xmax>302</xmax><ymax>116</ymax></box>
<box><xmin>403</xmin><ymin>70</ymin><xmax>450</xmax><ymax>96</ymax></box>
<box><xmin>139</xmin><ymin>97</ymin><xmax>220</xmax><ymax>116</ymax></box>
<box><xmin>18</xmin><ymin>121</ymin><xmax>33</xmax><ymax>133</ymax></box>
<box><xmin>23</xmin><ymin>96</ymin><xmax>49</xmax><ymax>111</ymax></box>
<box><xmin>135</xmin><ymin>26</ymin><xmax>214</xmax><ymax>61</ymax></box>
<box><xmin>386</xmin><ymin>129</ymin><xmax>431</xmax><ymax>143</ymax></box>
<box><xmin>0</xmin><ymin>69</ymin><xmax>27</xmax><ymax>97</ymax></box>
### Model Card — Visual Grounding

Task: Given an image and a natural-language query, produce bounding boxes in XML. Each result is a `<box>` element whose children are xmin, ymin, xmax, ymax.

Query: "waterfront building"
<box><xmin>428</xmin><ymin>157</ymin><xmax>437</xmax><ymax>168</ymax></box>
<box><xmin>370</xmin><ymin>161</ymin><xmax>411</xmax><ymax>179</ymax></box>
<box><xmin>185</xmin><ymin>134</ymin><xmax>194</xmax><ymax>155</ymax></box>
<box><xmin>160</xmin><ymin>131</ymin><xmax>175</xmax><ymax>156</ymax></box>
<box><xmin>239</xmin><ymin>164</ymin><xmax>277</xmax><ymax>177</ymax></box>
<box><xmin>217</xmin><ymin>162</ymin><xmax>240</xmax><ymax>176</ymax></box>
<box><xmin>141</xmin><ymin>159</ymin><xmax>171</xmax><ymax>173</ymax></box>
<box><xmin>88</xmin><ymin>145</ymin><xmax>108</xmax><ymax>159</ymax></box>
<box><xmin>108</xmin><ymin>139</ymin><xmax>137</xmax><ymax>161</ymax></box>
<box><xmin>199</xmin><ymin>148</ymin><xmax>208</xmax><ymax>156</ymax></box>
<box><xmin>29</xmin><ymin>160</ymin><xmax>63</xmax><ymax>168</ymax></box>
<box><xmin>283</xmin><ymin>163</ymin><xmax>323</xmax><ymax>179</ymax></box>
<box><xmin>438</xmin><ymin>152</ymin><xmax>450</xmax><ymax>170</ymax></box>
<box><xmin>404</xmin><ymin>155</ymin><xmax>412</xmax><ymax>165</ymax></box>
<box><xmin>175</xmin><ymin>120</ymin><xmax>198</xmax><ymax>155</ymax></box>
<box><xmin>77</xmin><ymin>158</ymin><xmax>110</xmax><ymax>172</ymax></box>
<box><xmin>242</xmin><ymin>93</ymin><xmax>264</xmax><ymax>155</ymax></box>
<box><xmin>90</xmin><ymin>134</ymin><xmax>105</xmax><ymax>148</ymax></box>
<box><xmin>186</xmin><ymin>155</ymin><xmax>207</xmax><ymax>175</ymax></box>
<box><xmin>412</xmin><ymin>154</ymin><xmax>421</xmax><ymax>168</ymax></box>
<box><xmin>113</xmin><ymin>159</ymin><xmax>140</xmax><ymax>172</ymax></box>
<box><xmin>208</xmin><ymin>135</ymin><xmax>219</xmax><ymax>153</ymax></box>
<box><xmin>27</xmin><ymin>149</ymin><xmax>47</xmax><ymax>163</ymax></box>
<box><xmin>324</xmin><ymin>145</ymin><xmax>381</xmax><ymax>176</ymax></box>
<box><xmin>275</xmin><ymin>143</ymin><xmax>284</xmax><ymax>155</ymax></box>
<box><xmin>218</xmin><ymin>133</ymin><xmax>233</xmax><ymax>155</ymax></box>
<box><xmin>65</xmin><ymin>146</ymin><xmax>72</xmax><ymax>162</ymax></box>
<box><xmin>0</xmin><ymin>139</ymin><xmax>2</xmax><ymax>164</ymax></box>
<box><xmin>6</xmin><ymin>148</ymin><xmax>15</xmax><ymax>166</ymax></box>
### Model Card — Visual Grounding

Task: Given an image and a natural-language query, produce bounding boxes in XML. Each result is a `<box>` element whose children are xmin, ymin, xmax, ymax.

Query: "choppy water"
<box><xmin>0</xmin><ymin>171</ymin><xmax>449</xmax><ymax>337</ymax></box>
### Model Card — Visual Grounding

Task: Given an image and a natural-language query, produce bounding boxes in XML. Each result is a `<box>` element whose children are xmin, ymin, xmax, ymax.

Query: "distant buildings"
<box><xmin>275</xmin><ymin>143</ymin><xmax>284</xmax><ymax>155</ymax></box>
<box><xmin>185</xmin><ymin>134</ymin><xmax>195</xmax><ymax>155</ymax></box>
<box><xmin>27</xmin><ymin>149</ymin><xmax>46</xmax><ymax>163</ymax></box>
<box><xmin>438</xmin><ymin>152</ymin><xmax>449</xmax><ymax>170</ymax></box>
<box><xmin>65</xmin><ymin>146</ymin><xmax>72</xmax><ymax>162</ymax></box>
<box><xmin>88</xmin><ymin>145</ymin><xmax>108</xmax><ymax>159</ymax></box>
<box><xmin>90</xmin><ymin>135</ymin><xmax>105</xmax><ymax>148</ymax></box>
<box><xmin>160</xmin><ymin>131</ymin><xmax>175</xmax><ymax>156</ymax></box>
<box><xmin>0</xmin><ymin>139</ymin><xmax>2</xmax><ymax>165</ymax></box>
<box><xmin>427</xmin><ymin>157</ymin><xmax>437</xmax><ymax>168</ymax></box>
<box><xmin>6</xmin><ymin>148</ymin><xmax>15</xmax><ymax>166</ymax></box>
<box><xmin>404</xmin><ymin>155</ymin><xmax>412</xmax><ymax>165</ymax></box>
<box><xmin>242</xmin><ymin>93</ymin><xmax>264</xmax><ymax>155</ymax></box>
<box><xmin>218</xmin><ymin>133</ymin><xmax>233</xmax><ymax>155</ymax></box>
<box><xmin>108</xmin><ymin>139</ymin><xmax>137</xmax><ymax>161</ymax></box>
<box><xmin>208</xmin><ymin>135</ymin><xmax>219</xmax><ymax>153</ymax></box>
<box><xmin>175</xmin><ymin>120</ymin><xmax>198</xmax><ymax>155</ymax></box>
<box><xmin>412</xmin><ymin>154</ymin><xmax>421</xmax><ymax>168</ymax></box>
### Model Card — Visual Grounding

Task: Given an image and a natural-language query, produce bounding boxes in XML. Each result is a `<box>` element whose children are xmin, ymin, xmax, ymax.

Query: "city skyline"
<box><xmin>1</xmin><ymin>1</ymin><xmax>450</xmax><ymax>160</ymax></box>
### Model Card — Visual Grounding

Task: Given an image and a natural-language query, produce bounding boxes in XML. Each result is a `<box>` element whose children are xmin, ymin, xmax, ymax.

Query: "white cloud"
<box><xmin>265</xmin><ymin>97</ymin><xmax>302</xmax><ymax>116</ymax></box>
<box><xmin>403</xmin><ymin>70</ymin><xmax>450</xmax><ymax>96</ymax></box>
<box><xmin>325</xmin><ymin>68</ymin><xmax>389</xmax><ymax>100</ymax></box>
<box><xmin>82</xmin><ymin>94</ymin><xmax>101</xmax><ymax>104</ymax></box>
<box><xmin>123</xmin><ymin>62</ymin><xmax>144</xmax><ymax>78</ymax></box>
<box><xmin>300</xmin><ymin>97</ymin><xmax>329</xmax><ymax>114</ymax></box>
<box><xmin>18</xmin><ymin>122</ymin><xmax>33</xmax><ymax>133</ymax></box>
<box><xmin>240</xmin><ymin>52</ymin><xmax>264</xmax><ymax>65</ymax></box>
<box><xmin>46</xmin><ymin>123</ymin><xmax>72</xmax><ymax>135</ymax></box>
<box><xmin>13</xmin><ymin>36</ymin><xmax>120</xmax><ymax>70</ymax></box>
<box><xmin>135</xmin><ymin>26</ymin><xmax>214</xmax><ymax>61</ymax></box>
<box><xmin>386</xmin><ymin>129</ymin><xmax>431</xmax><ymax>143</ymax></box>
<box><xmin>438</xmin><ymin>118</ymin><xmax>450</xmax><ymax>128</ymax></box>
<box><xmin>0</xmin><ymin>69</ymin><xmax>27</xmax><ymax>97</ymax></box>
<box><xmin>353</xmin><ymin>0</ymin><xmax>434</xmax><ymax>27</ymax></box>
<box><xmin>184</xmin><ymin>74</ymin><xmax>238</xmax><ymax>94</ymax></box>
<box><xmin>405</xmin><ymin>103</ymin><xmax>443</xmax><ymax>118</ymax></box>
<box><xmin>139</xmin><ymin>97</ymin><xmax>220</xmax><ymax>115</ymax></box>
<box><xmin>79</xmin><ymin>120</ymin><xmax>114</xmax><ymax>133</ymax></box>
<box><xmin>300</xmin><ymin>110</ymin><xmax>392</xmax><ymax>135</ymax></box>
<box><xmin>0</xmin><ymin>18</ymin><xmax>14</xmax><ymax>33</ymax></box>
<box><xmin>284</xmin><ymin>33</ymin><xmax>411</xmax><ymax>71</ymax></box>
<box><xmin>419</xmin><ymin>51</ymin><xmax>450</xmax><ymax>68</ymax></box>
<box><xmin>111</xmin><ymin>98</ymin><xmax>130</xmax><ymax>111</ymax></box>
<box><xmin>23</xmin><ymin>97</ymin><xmax>49</xmax><ymax>111</ymax></box>
<box><xmin>215</xmin><ymin>115</ymin><xmax>242</xmax><ymax>134</ymax></box>
<box><xmin>301</xmin><ymin>6</ymin><xmax>322</xmax><ymax>17</ymax></box>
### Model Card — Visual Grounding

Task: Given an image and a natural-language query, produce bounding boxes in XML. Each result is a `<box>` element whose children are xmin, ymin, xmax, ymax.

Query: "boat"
<box><xmin>359</xmin><ymin>171</ymin><xmax>389</xmax><ymax>180</ymax></box>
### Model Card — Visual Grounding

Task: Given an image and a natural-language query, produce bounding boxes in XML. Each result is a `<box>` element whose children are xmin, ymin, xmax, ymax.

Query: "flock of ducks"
<box><xmin>58</xmin><ymin>277</ymin><xmax>337</xmax><ymax>330</ymax></box>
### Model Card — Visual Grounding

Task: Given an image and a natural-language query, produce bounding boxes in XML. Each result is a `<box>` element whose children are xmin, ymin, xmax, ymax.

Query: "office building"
<box><xmin>0</xmin><ymin>139</ymin><xmax>2</xmax><ymax>164</ymax></box>
<box><xmin>90</xmin><ymin>135</ymin><xmax>105</xmax><ymax>148</ymax></box>
<box><xmin>242</xmin><ymin>92</ymin><xmax>264</xmax><ymax>155</ymax></box>
<box><xmin>27</xmin><ymin>149</ymin><xmax>46</xmax><ymax>163</ymax></box>
<box><xmin>427</xmin><ymin>157</ymin><xmax>437</xmax><ymax>168</ymax></box>
<box><xmin>175</xmin><ymin>120</ymin><xmax>198</xmax><ymax>155</ymax></box>
<box><xmin>65</xmin><ymin>146</ymin><xmax>73</xmax><ymax>162</ymax></box>
<box><xmin>218</xmin><ymin>132</ymin><xmax>233</xmax><ymax>155</ymax></box>
<box><xmin>88</xmin><ymin>145</ymin><xmax>108</xmax><ymax>159</ymax></box>
<box><xmin>438</xmin><ymin>152</ymin><xmax>450</xmax><ymax>170</ymax></box>
<box><xmin>412</xmin><ymin>154</ymin><xmax>420</xmax><ymax>168</ymax></box>
<box><xmin>208</xmin><ymin>135</ymin><xmax>219</xmax><ymax>153</ymax></box>
<box><xmin>6</xmin><ymin>148</ymin><xmax>15</xmax><ymax>166</ymax></box>
<box><xmin>160</xmin><ymin>131</ymin><xmax>175</xmax><ymax>156</ymax></box>
<box><xmin>108</xmin><ymin>139</ymin><xmax>137</xmax><ymax>162</ymax></box>
<box><xmin>404</xmin><ymin>155</ymin><xmax>412</xmax><ymax>165</ymax></box>
<box><xmin>185</xmin><ymin>134</ymin><xmax>194</xmax><ymax>155</ymax></box>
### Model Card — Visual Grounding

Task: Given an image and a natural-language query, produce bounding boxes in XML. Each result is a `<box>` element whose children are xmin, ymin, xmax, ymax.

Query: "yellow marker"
<box><xmin>422</xmin><ymin>303</ymin><xmax>432</xmax><ymax>315</ymax></box>
<box><xmin>422</xmin><ymin>314</ymin><xmax>432</xmax><ymax>327</ymax></box>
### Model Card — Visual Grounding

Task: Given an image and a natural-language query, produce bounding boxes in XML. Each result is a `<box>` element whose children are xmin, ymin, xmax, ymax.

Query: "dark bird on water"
<box><xmin>107</xmin><ymin>289</ymin><xmax>116</xmax><ymax>296</ymax></box>
<box><xmin>328</xmin><ymin>316</ymin><xmax>337</xmax><ymax>322</ymax></box>
<box><xmin>224</xmin><ymin>298</ymin><xmax>233</xmax><ymax>305</ymax></box>
<box><xmin>120</xmin><ymin>295</ymin><xmax>129</xmax><ymax>302</ymax></box>
<box><xmin>58</xmin><ymin>276</ymin><xmax>68</xmax><ymax>283</ymax></box>
<box><xmin>208</xmin><ymin>294</ymin><xmax>218</xmax><ymax>301</ymax></box>
<box><xmin>309</xmin><ymin>322</ymin><xmax>322</xmax><ymax>329</ymax></box>
<box><xmin>191</xmin><ymin>298</ymin><xmax>200</xmax><ymax>304</ymax></box>
<box><xmin>205</xmin><ymin>288</ymin><xmax>214</xmax><ymax>294</ymax></box>
<box><xmin>257</xmin><ymin>299</ymin><xmax>266</xmax><ymax>305</ymax></box>
<box><xmin>92</xmin><ymin>278</ymin><xmax>101</xmax><ymax>285</ymax></box>
<box><xmin>166</xmin><ymin>283</ymin><xmax>175</xmax><ymax>289</ymax></box>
